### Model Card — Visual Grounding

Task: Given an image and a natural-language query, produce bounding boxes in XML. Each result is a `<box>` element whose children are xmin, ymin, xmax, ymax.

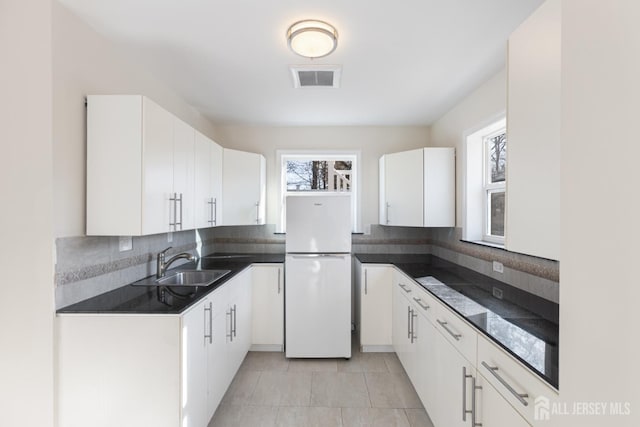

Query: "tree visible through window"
<box><xmin>286</xmin><ymin>160</ymin><xmax>352</xmax><ymax>191</ymax></box>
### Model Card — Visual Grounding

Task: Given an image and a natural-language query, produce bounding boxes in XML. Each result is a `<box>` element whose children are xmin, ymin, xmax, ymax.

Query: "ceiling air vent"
<box><xmin>290</xmin><ymin>65</ymin><xmax>341</xmax><ymax>89</ymax></box>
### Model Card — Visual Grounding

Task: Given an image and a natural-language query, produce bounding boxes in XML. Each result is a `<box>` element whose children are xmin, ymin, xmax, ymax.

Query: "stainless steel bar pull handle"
<box><xmin>277</xmin><ymin>268</ymin><xmax>281</xmax><ymax>294</ymax></box>
<box><xmin>413</xmin><ymin>297</ymin><xmax>429</xmax><ymax>311</ymax></box>
<box><xmin>177</xmin><ymin>193</ymin><xmax>183</xmax><ymax>230</ymax></box>
<box><xmin>472</xmin><ymin>376</ymin><xmax>482</xmax><ymax>426</ymax></box>
<box><xmin>437</xmin><ymin>319</ymin><xmax>462</xmax><ymax>341</ymax></box>
<box><xmin>232</xmin><ymin>304</ymin><xmax>237</xmax><ymax>338</ymax></box>
<box><xmin>481</xmin><ymin>361</ymin><xmax>529</xmax><ymax>406</ymax></box>
<box><xmin>226</xmin><ymin>309</ymin><xmax>233</xmax><ymax>342</ymax></box>
<box><xmin>364</xmin><ymin>269</ymin><xmax>368</xmax><ymax>295</ymax></box>
<box><xmin>208</xmin><ymin>197</ymin><xmax>215</xmax><ymax>225</ymax></box>
<box><xmin>213</xmin><ymin>197</ymin><xmax>217</xmax><ymax>225</ymax></box>
<box><xmin>407</xmin><ymin>306</ymin><xmax>411</xmax><ymax>339</ymax></box>
<box><xmin>169</xmin><ymin>193</ymin><xmax>178</xmax><ymax>230</ymax></box>
<box><xmin>410</xmin><ymin>310</ymin><xmax>417</xmax><ymax>343</ymax></box>
<box><xmin>386</xmin><ymin>203</ymin><xmax>390</xmax><ymax>224</ymax></box>
<box><xmin>462</xmin><ymin>366</ymin><xmax>473</xmax><ymax>421</ymax></box>
<box><xmin>255</xmin><ymin>201</ymin><xmax>260</xmax><ymax>224</ymax></box>
<box><xmin>398</xmin><ymin>283</ymin><xmax>411</xmax><ymax>293</ymax></box>
<box><xmin>204</xmin><ymin>302</ymin><xmax>213</xmax><ymax>344</ymax></box>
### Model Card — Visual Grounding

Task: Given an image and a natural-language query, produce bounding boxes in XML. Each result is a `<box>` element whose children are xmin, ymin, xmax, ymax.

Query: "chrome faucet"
<box><xmin>156</xmin><ymin>247</ymin><xmax>196</xmax><ymax>279</ymax></box>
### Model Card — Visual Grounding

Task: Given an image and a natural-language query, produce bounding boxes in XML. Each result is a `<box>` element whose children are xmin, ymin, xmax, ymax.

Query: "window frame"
<box><xmin>482</xmin><ymin>127</ymin><xmax>507</xmax><ymax>244</ymax></box>
<box><xmin>277</xmin><ymin>150</ymin><xmax>361</xmax><ymax>233</ymax></box>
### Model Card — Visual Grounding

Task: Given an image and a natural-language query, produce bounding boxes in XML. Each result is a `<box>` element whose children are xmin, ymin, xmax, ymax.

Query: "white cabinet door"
<box><xmin>382</xmin><ymin>148</ymin><xmax>424</xmax><ymax>226</ymax></box>
<box><xmin>423</xmin><ymin>147</ymin><xmax>455</xmax><ymax>227</ymax></box>
<box><xmin>182</xmin><ymin>298</ymin><xmax>209</xmax><ymax>427</ymax></box>
<box><xmin>360</xmin><ymin>265</ymin><xmax>393</xmax><ymax>349</ymax></box>
<box><xmin>227</xmin><ymin>268</ymin><xmax>253</xmax><ymax>372</ymax></box>
<box><xmin>432</xmin><ymin>329</ymin><xmax>474</xmax><ymax>427</ymax></box>
<box><xmin>172</xmin><ymin>118</ymin><xmax>195</xmax><ymax>231</ymax></box>
<box><xmin>413</xmin><ymin>309</ymin><xmax>439</xmax><ymax>414</ymax></box>
<box><xmin>194</xmin><ymin>131</ymin><xmax>214</xmax><ymax>229</ymax></box>
<box><xmin>222</xmin><ymin>148</ymin><xmax>266</xmax><ymax>226</ymax></box>
<box><xmin>251</xmin><ymin>264</ymin><xmax>284</xmax><ymax>350</ymax></box>
<box><xmin>506</xmin><ymin>0</ymin><xmax>560</xmax><ymax>260</ymax></box>
<box><xmin>141</xmin><ymin>97</ymin><xmax>174</xmax><ymax>235</ymax></box>
<box><xmin>207</xmin><ymin>289</ymin><xmax>232</xmax><ymax>420</ymax></box>
<box><xmin>475</xmin><ymin>373</ymin><xmax>532</xmax><ymax>427</ymax></box>
<box><xmin>392</xmin><ymin>280</ymin><xmax>412</xmax><ymax>370</ymax></box>
<box><xmin>211</xmin><ymin>141</ymin><xmax>223</xmax><ymax>226</ymax></box>
<box><xmin>194</xmin><ymin>132</ymin><xmax>223</xmax><ymax>229</ymax></box>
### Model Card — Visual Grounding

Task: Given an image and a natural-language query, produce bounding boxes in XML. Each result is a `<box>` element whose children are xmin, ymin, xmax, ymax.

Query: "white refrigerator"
<box><xmin>285</xmin><ymin>194</ymin><xmax>352</xmax><ymax>358</ymax></box>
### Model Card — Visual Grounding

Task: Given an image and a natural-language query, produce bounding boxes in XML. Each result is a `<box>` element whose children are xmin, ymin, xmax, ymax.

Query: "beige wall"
<box><xmin>52</xmin><ymin>2</ymin><xmax>218</xmax><ymax>238</ymax></box>
<box><xmin>212</xmin><ymin>125</ymin><xmax>430</xmax><ymax>230</ymax></box>
<box><xmin>428</xmin><ymin>68</ymin><xmax>507</xmax><ymax>226</ymax></box>
<box><xmin>0</xmin><ymin>0</ymin><xmax>55</xmax><ymax>425</ymax></box>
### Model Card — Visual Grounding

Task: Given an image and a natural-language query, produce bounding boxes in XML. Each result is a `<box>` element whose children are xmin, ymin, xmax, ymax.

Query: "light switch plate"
<box><xmin>119</xmin><ymin>236</ymin><xmax>133</xmax><ymax>252</ymax></box>
<box><xmin>492</xmin><ymin>261</ymin><xmax>504</xmax><ymax>273</ymax></box>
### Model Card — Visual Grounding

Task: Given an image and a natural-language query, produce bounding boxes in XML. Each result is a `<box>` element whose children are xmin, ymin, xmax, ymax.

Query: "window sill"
<box><xmin>460</xmin><ymin>239</ymin><xmax>506</xmax><ymax>250</ymax></box>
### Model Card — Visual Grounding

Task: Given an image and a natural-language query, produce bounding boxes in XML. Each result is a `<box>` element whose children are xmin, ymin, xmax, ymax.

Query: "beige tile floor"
<box><xmin>208</xmin><ymin>342</ymin><xmax>435</xmax><ymax>427</ymax></box>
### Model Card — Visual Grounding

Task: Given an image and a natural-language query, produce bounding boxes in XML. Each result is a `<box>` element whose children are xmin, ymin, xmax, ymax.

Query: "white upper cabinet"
<box><xmin>222</xmin><ymin>148</ymin><xmax>266</xmax><ymax>226</ymax></box>
<box><xmin>380</xmin><ymin>147</ymin><xmax>455</xmax><ymax>227</ymax></box>
<box><xmin>88</xmin><ymin>95</ymin><xmax>176</xmax><ymax>236</ymax></box>
<box><xmin>194</xmin><ymin>131</ymin><xmax>223</xmax><ymax>229</ymax></box>
<box><xmin>87</xmin><ymin>95</ymin><xmax>215</xmax><ymax>236</ymax></box>
<box><xmin>506</xmin><ymin>0</ymin><xmax>560</xmax><ymax>260</ymax></box>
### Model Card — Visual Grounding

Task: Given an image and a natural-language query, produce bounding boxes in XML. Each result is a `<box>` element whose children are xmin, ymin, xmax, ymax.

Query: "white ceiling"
<box><xmin>58</xmin><ymin>0</ymin><xmax>543</xmax><ymax>126</ymax></box>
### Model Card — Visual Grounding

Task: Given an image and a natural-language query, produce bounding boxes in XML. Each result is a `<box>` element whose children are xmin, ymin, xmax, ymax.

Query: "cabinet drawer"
<box><xmin>394</xmin><ymin>270</ymin><xmax>418</xmax><ymax>298</ymax></box>
<box><xmin>477</xmin><ymin>335</ymin><xmax>557</xmax><ymax>425</ymax></box>
<box><xmin>432</xmin><ymin>301</ymin><xmax>477</xmax><ymax>365</ymax></box>
<box><xmin>410</xmin><ymin>286</ymin><xmax>438</xmax><ymax>324</ymax></box>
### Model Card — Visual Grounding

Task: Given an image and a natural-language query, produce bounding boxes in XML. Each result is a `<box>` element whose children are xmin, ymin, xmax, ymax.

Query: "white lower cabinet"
<box><xmin>57</xmin><ymin>267</ymin><xmax>254</xmax><ymax>427</ymax></box>
<box><xmin>386</xmin><ymin>266</ymin><xmax>542</xmax><ymax>427</ymax></box>
<box><xmin>183</xmin><ymin>297</ymin><xmax>212</xmax><ymax>427</ymax></box>
<box><xmin>359</xmin><ymin>264</ymin><xmax>393</xmax><ymax>350</ymax></box>
<box><xmin>227</xmin><ymin>268</ymin><xmax>253</xmax><ymax>373</ymax></box>
<box><xmin>251</xmin><ymin>264</ymin><xmax>284</xmax><ymax>351</ymax></box>
<box><xmin>431</xmin><ymin>329</ymin><xmax>475</xmax><ymax>427</ymax></box>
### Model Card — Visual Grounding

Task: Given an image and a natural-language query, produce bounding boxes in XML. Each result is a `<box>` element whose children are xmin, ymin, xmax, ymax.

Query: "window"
<box><xmin>464</xmin><ymin>116</ymin><xmax>506</xmax><ymax>246</ymax></box>
<box><xmin>286</xmin><ymin>160</ymin><xmax>352</xmax><ymax>191</ymax></box>
<box><xmin>278</xmin><ymin>151</ymin><xmax>360</xmax><ymax>232</ymax></box>
<box><xmin>483</xmin><ymin>130</ymin><xmax>507</xmax><ymax>243</ymax></box>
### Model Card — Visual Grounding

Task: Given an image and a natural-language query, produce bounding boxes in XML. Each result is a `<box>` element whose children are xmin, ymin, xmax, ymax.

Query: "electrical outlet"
<box><xmin>118</xmin><ymin>236</ymin><xmax>133</xmax><ymax>252</ymax></box>
<box><xmin>492</xmin><ymin>261</ymin><xmax>504</xmax><ymax>273</ymax></box>
<box><xmin>492</xmin><ymin>287</ymin><xmax>504</xmax><ymax>300</ymax></box>
<box><xmin>167</xmin><ymin>232</ymin><xmax>173</xmax><ymax>243</ymax></box>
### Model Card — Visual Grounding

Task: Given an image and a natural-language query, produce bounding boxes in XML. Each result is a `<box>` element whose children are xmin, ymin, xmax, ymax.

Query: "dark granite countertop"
<box><xmin>57</xmin><ymin>253</ymin><xmax>284</xmax><ymax>315</ymax></box>
<box><xmin>355</xmin><ymin>253</ymin><xmax>559</xmax><ymax>389</ymax></box>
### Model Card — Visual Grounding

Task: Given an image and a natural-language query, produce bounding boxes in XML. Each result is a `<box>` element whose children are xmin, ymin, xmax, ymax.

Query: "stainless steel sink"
<box><xmin>139</xmin><ymin>270</ymin><xmax>230</xmax><ymax>287</ymax></box>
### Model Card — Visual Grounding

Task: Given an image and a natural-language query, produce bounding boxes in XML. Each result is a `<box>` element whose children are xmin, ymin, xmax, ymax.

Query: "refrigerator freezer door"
<box><xmin>285</xmin><ymin>254</ymin><xmax>352</xmax><ymax>358</ymax></box>
<box><xmin>285</xmin><ymin>194</ymin><xmax>352</xmax><ymax>253</ymax></box>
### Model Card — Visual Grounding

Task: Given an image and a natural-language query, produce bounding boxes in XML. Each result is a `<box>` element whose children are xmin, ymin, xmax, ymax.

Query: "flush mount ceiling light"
<box><xmin>287</xmin><ymin>19</ymin><xmax>338</xmax><ymax>59</ymax></box>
